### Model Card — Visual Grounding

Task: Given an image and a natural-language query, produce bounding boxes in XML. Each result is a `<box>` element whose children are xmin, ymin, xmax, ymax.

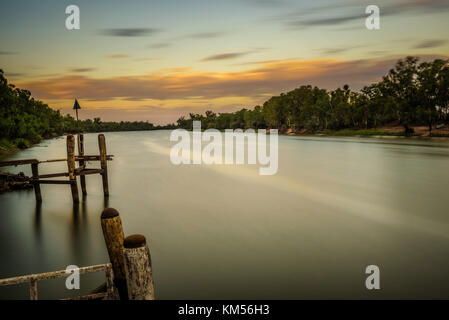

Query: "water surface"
<box><xmin>1</xmin><ymin>131</ymin><xmax>449</xmax><ymax>299</ymax></box>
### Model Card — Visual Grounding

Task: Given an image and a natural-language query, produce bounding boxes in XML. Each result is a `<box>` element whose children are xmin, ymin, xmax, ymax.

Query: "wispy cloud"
<box><xmin>320</xmin><ymin>46</ymin><xmax>360</xmax><ymax>55</ymax></box>
<box><xmin>105</xmin><ymin>54</ymin><xmax>129</xmax><ymax>59</ymax></box>
<box><xmin>147</xmin><ymin>42</ymin><xmax>172</xmax><ymax>49</ymax></box>
<box><xmin>272</xmin><ymin>0</ymin><xmax>449</xmax><ymax>29</ymax></box>
<box><xmin>243</xmin><ymin>0</ymin><xmax>287</xmax><ymax>7</ymax></box>
<box><xmin>69</xmin><ymin>68</ymin><xmax>96</xmax><ymax>73</ymax></box>
<box><xmin>98</xmin><ymin>28</ymin><xmax>160</xmax><ymax>37</ymax></box>
<box><xmin>200</xmin><ymin>52</ymin><xmax>252</xmax><ymax>61</ymax></box>
<box><xmin>414</xmin><ymin>39</ymin><xmax>447</xmax><ymax>49</ymax></box>
<box><xmin>186</xmin><ymin>31</ymin><xmax>226</xmax><ymax>39</ymax></box>
<box><xmin>5</xmin><ymin>72</ymin><xmax>25</xmax><ymax>77</ymax></box>
<box><xmin>0</xmin><ymin>51</ymin><xmax>19</xmax><ymax>55</ymax></box>
<box><xmin>136</xmin><ymin>57</ymin><xmax>160</xmax><ymax>61</ymax></box>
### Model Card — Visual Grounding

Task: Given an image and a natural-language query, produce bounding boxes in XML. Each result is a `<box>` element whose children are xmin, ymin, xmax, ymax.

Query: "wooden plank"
<box><xmin>39</xmin><ymin>155</ymin><xmax>113</xmax><ymax>163</ymax></box>
<box><xmin>37</xmin><ymin>180</ymin><xmax>72</xmax><ymax>185</ymax></box>
<box><xmin>0</xmin><ymin>155</ymin><xmax>113</xmax><ymax>167</ymax></box>
<box><xmin>38</xmin><ymin>172</ymin><xmax>68</xmax><ymax>179</ymax></box>
<box><xmin>0</xmin><ymin>159</ymin><xmax>38</xmax><ymax>167</ymax></box>
<box><xmin>76</xmin><ymin>169</ymin><xmax>104</xmax><ymax>176</ymax></box>
<box><xmin>61</xmin><ymin>292</ymin><xmax>108</xmax><ymax>300</ymax></box>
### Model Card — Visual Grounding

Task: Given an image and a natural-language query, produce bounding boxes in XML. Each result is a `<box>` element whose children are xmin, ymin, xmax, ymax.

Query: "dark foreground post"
<box><xmin>66</xmin><ymin>135</ymin><xmax>79</xmax><ymax>203</ymax></box>
<box><xmin>31</xmin><ymin>163</ymin><xmax>42</xmax><ymax>202</ymax></box>
<box><xmin>77</xmin><ymin>133</ymin><xmax>87</xmax><ymax>195</ymax></box>
<box><xmin>100</xmin><ymin>208</ymin><xmax>128</xmax><ymax>300</ymax></box>
<box><xmin>123</xmin><ymin>234</ymin><xmax>155</xmax><ymax>300</ymax></box>
<box><xmin>98</xmin><ymin>134</ymin><xmax>109</xmax><ymax>196</ymax></box>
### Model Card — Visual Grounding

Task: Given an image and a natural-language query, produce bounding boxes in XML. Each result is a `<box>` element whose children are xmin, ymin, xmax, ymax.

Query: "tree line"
<box><xmin>0</xmin><ymin>69</ymin><xmax>175</xmax><ymax>150</ymax></box>
<box><xmin>176</xmin><ymin>57</ymin><xmax>449</xmax><ymax>136</ymax></box>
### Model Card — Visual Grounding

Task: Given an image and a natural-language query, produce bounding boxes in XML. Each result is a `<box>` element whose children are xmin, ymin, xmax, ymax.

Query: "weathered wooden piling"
<box><xmin>66</xmin><ymin>135</ymin><xmax>79</xmax><ymax>203</ymax></box>
<box><xmin>77</xmin><ymin>133</ymin><xmax>87</xmax><ymax>195</ymax></box>
<box><xmin>98</xmin><ymin>134</ymin><xmax>109</xmax><ymax>196</ymax></box>
<box><xmin>100</xmin><ymin>208</ymin><xmax>128</xmax><ymax>300</ymax></box>
<box><xmin>123</xmin><ymin>234</ymin><xmax>155</xmax><ymax>300</ymax></box>
<box><xmin>31</xmin><ymin>162</ymin><xmax>42</xmax><ymax>202</ymax></box>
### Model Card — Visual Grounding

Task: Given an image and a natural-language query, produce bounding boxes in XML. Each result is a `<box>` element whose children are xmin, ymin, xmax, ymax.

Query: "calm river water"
<box><xmin>1</xmin><ymin>131</ymin><xmax>449</xmax><ymax>299</ymax></box>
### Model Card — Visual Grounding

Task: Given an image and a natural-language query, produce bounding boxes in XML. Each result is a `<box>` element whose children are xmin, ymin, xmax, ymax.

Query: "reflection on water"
<box><xmin>1</xmin><ymin>131</ymin><xmax>449</xmax><ymax>299</ymax></box>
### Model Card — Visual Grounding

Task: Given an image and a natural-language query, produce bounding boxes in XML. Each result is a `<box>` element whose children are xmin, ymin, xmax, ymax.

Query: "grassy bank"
<box><xmin>315</xmin><ymin>129</ymin><xmax>405</xmax><ymax>137</ymax></box>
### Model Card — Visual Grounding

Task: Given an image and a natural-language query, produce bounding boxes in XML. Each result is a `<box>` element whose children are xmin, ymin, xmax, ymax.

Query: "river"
<box><xmin>1</xmin><ymin>131</ymin><xmax>449</xmax><ymax>299</ymax></box>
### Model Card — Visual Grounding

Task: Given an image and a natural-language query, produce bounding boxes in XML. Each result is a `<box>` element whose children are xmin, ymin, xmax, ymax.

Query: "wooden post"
<box><xmin>98</xmin><ymin>134</ymin><xmax>109</xmax><ymax>196</ymax></box>
<box><xmin>100</xmin><ymin>208</ymin><xmax>127</xmax><ymax>300</ymax></box>
<box><xmin>104</xmin><ymin>264</ymin><xmax>119</xmax><ymax>300</ymax></box>
<box><xmin>123</xmin><ymin>234</ymin><xmax>155</xmax><ymax>300</ymax></box>
<box><xmin>31</xmin><ymin>163</ymin><xmax>42</xmax><ymax>202</ymax></box>
<box><xmin>67</xmin><ymin>135</ymin><xmax>79</xmax><ymax>203</ymax></box>
<box><xmin>29</xmin><ymin>278</ymin><xmax>38</xmax><ymax>300</ymax></box>
<box><xmin>77</xmin><ymin>133</ymin><xmax>87</xmax><ymax>195</ymax></box>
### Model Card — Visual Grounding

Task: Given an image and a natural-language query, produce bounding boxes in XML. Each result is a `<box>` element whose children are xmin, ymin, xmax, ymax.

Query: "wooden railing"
<box><xmin>0</xmin><ymin>263</ymin><xmax>115</xmax><ymax>300</ymax></box>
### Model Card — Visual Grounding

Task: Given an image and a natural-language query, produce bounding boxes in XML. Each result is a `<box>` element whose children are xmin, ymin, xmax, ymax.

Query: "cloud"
<box><xmin>243</xmin><ymin>0</ymin><xmax>286</xmax><ymax>7</ymax></box>
<box><xmin>5</xmin><ymin>72</ymin><xmax>25</xmax><ymax>77</ymax></box>
<box><xmin>0</xmin><ymin>51</ymin><xmax>19</xmax><ymax>55</ymax></box>
<box><xmin>321</xmin><ymin>47</ymin><xmax>357</xmax><ymax>55</ymax></box>
<box><xmin>105</xmin><ymin>54</ymin><xmax>129</xmax><ymax>59</ymax></box>
<box><xmin>147</xmin><ymin>42</ymin><xmax>172</xmax><ymax>49</ymax></box>
<box><xmin>200</xmin><ymin>52</ymin><xmax>252</xmax><ymax>61</ymax></box>
<box><xmin>272</xmin><ymin>0</ymin><xmax>449</xmax><ymax>29</ymax></box>
<box><xmin>69</xmin><ymin>68</ymin><xmax>96</xmax><ymax>73</ymax></box>
<box><xmin>136</xmin><ymin>57</ymin><xmax>160</xmax><ymax>61</ymax></box>
<box><xmin>186</xmin><ymin>31</ymin><xmax>226</xmax><ymax>39</ymax></box>
<box><xmin>98</xmin><ymin>28</ymin><xmax>160</xmax><ymax>37</ymax></box>
<box><xmin>414</xmin><ymin>39</ymin><xmax>447</xmax><ymax>49</ymax></box>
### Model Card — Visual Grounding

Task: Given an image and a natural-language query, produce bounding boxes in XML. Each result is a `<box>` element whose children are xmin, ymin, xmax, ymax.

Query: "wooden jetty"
<box><xmin>0</xmin><ymin>133</ymin><xmax>113</xmax><ymax>203</ymax></box>
<box><xmin>0</xmin><ymin>208</ymin><xmax>155</xmax><ymax>300</ymax></box>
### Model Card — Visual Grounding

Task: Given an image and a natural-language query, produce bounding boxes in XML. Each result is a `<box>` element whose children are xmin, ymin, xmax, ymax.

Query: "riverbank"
<box><xmin>3</xmin><ymin>125</ymin><xmax>449</xmax><ymax>155</ymax></box>
<box><xmin>286</xmin><ymin>125</ymin><xmax>449</xmax><ymax>138</ymax></box>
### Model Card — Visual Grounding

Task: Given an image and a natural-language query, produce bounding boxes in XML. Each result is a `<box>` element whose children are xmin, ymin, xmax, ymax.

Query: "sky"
<box><xmin>1</xmin><ymin>0</ymin><xmax>448</xmax><ymax>124</ymax></box>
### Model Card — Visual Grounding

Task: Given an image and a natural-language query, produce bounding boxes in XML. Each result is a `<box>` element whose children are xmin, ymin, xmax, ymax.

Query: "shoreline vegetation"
<box><xmin>1</xmin><ymin>56</ymin><xmax>449</xmax><ymax>154</ymax></box>
<box><xmin>0</xmin><ymin>69</ymin><xmax>176</xmax><ymax>153</ymax></box>
<box><xmin>176</xmin><ymin>56</ymin><xmax>449</xmax><ymax>138</ymax></box>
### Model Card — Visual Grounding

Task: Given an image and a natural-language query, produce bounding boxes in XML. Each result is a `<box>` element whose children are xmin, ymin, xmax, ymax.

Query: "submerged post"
<box><xmin>77</xmin><ymin>133</ymin><xmax>87</xmax><ymax>195</ymax></box>
<box><xmin>98</xmin><ymin>134</ymin><xmax>109</xmax><ymax>196</ymax></box>
<box><xmin>123</xmin><ymin>234</ymin><xmax>155</xmax><ymax>300</ymax></box>
<box><xmin>67</xmin><ymin>135</ymin><xmax>79</xmax><ymax>203</ymax></box>
<box><xmin>100</xmin><ymin>208</ymin><xmax>127</xmax><ymax>300</ymax></box>
<box><xmin>31</xmin><ymin>163</ymin><xmax>42</xmax><ymax>202</ymax></box>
